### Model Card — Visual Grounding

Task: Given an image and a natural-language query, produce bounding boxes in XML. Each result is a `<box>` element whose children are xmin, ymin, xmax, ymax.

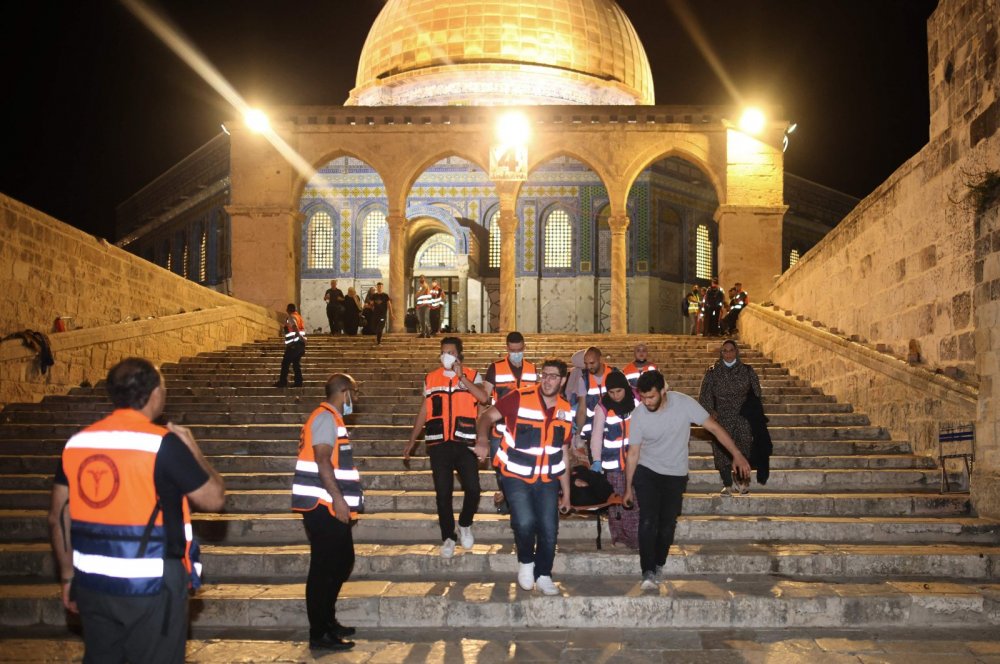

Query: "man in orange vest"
<box><xmin>623</xmin><ymin>342</ymin><xmax>657</xmax><ymax>389</ymax></box>
<box><xmin>404</xmin><ymin>336</ymin><xmax>488</xmax><ymax>558</ymax></box>
<box><xmin>428</xmin><ymin>278</ymin><xmax>444</xmax><ymax>335</ymax></box>
<box><xmin>475</xmin><ymin>358</ymin><xmax>573</xmax><ymax>596</ymax></box>
<box><xmin>274</xmin><ymin>303</ymin><xmax>306</xmax><ymax>388</ymax></box>
<box><xmin>415</xmin><ymin>274</ymin><xmax>432</xmax><ymax>338</ymax></box>
<box><xmin>575</xmin><ymin>346</ymin><xmax>614</xmax><ymax>451</ymax></box>
<box><xmin>48</xmin><ymin>358</ymin><xmax>225</xmax><ymax>664</ymax></box>
<box><xmin>291</xmin><ymin>373</ymin><xmax>363</xmax><ymax>651</ymax></box>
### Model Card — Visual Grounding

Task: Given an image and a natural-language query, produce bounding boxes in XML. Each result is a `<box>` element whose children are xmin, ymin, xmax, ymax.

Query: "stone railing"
<box><xmin>739</xmin><ymin>303</ymin><xmax>977</xmax><ymax>457</ymax></box>
<box><xmin>0</xmin><ymin>305</ymin><xmax>280</xmax><ymax>408</ymax></box>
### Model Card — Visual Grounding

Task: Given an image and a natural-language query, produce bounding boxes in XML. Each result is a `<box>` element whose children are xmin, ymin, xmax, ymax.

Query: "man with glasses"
<box><xmin>475</xmin><ymin>358</ymin><xmax>572</xmax><ymax>596</ymax></box>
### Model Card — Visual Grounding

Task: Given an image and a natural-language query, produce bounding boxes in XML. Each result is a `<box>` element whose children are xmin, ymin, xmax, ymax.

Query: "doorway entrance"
<box><xmin>411</xmin><ymin>276</ymin><xmax>459</xmax><ymax>333</ymax></box>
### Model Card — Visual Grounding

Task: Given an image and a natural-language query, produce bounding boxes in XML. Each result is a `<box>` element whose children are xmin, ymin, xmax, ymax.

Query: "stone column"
<box><xmin>455</xmin><ymin>265</ymin><xmax>470</xmax><ymax>333</ymax></box>
<box><xmin>497</xmin><ymin>195</ymin><xmax>519</xmax><ymax>334</ymax></box>
<box><xmin>714</xmin><ymin>204</ymin><xmax>787</xmax><ymax>301</ymax></box>
<box><xmin>386</xmin><ymin>213</ymin><xmax>407</xmax><ymax>333</ymax></box>
<box><xmin>608</xmin><ymin>215</ymin><xmax>630</xmax><ymax>335</ymax></box>
<box><xmin>226</xmin><ymin>206</ymin><xmax>302</xmax><ymax>313</ymax></box>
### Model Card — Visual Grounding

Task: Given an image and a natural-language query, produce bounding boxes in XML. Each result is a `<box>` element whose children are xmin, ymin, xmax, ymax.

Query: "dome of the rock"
<box><xmin>348</xmin><ymin>0</ymin><xmax>654</xmax><ymax>106</ymax></box>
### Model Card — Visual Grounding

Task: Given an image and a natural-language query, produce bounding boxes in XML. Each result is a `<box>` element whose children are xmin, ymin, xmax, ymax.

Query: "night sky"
<box><xmin>1</xmin><ymin>0</ymin><xmax>938</xmax><ymax>240</ymax></box>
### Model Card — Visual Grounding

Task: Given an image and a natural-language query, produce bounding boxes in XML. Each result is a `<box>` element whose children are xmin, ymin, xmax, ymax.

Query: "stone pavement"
<box><xmin>3</xmin><ymin>627</ymin><xmax>1000</xmax><ymax>663</ymax></box>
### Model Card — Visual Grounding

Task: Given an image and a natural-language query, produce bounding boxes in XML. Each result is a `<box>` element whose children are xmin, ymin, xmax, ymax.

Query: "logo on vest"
<box><xmin>77</xmin><ymin>454</ymin><xmax>120</xmax><ymax>508</ymax></box>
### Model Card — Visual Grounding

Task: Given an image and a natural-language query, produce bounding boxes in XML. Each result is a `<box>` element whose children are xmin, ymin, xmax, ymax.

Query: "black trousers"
<box><xmin>74</xmin><ymin>559</ymin><xmax>188</xmax><ymax>664</ymax></box>
<box><xmin>278</xmin><ymin>341</ymin><xmax>305</xmax><ymax>385</ymax></box>
<box><xmin>429</xmin><ymin>307</ymin><xmax>442</xmax><ymax>334</ymax></box>
<box><xmin>428</xmin><ymin>441</ymin><xmax>481</xmax><ymax>542</ymax></box>
<box><xmin>633</xmin><ymin>465</ymin><xmax>687</xmax><ymax>574</ymax></box>
<box><xmin>374</xmin><ymin>315</ymin><xmax>386</xmax><ymax>344</ymax></box>
<box><xmin>303</xmin><ymin>508</ymin><xmax>355</xmax><ymax>640</ymax></box>
<box><xmin>326</xmin><ymin>303</ymin><xmax>340</xmax><ymax>334</ymax></box>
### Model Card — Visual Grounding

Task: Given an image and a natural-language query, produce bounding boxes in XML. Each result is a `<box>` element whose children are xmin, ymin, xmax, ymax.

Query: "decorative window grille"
<box><xmin>417</xmin><ymin>233</ymin><xmax>457</xmax><ymax>268</ymax></box>
<box><xmin>488</xmin><ymin>211</ymin><xmax>500</xmax><ymax>268</ymax></box>
<box><xmin>695</xmin><ymin>224</ymin><xmax>712</xmax><ymax>280</ymax></box>
<box><xmin>789</xmin><ymin>248</ymin><xmax>800</xmax><ymax>268</ymax></box>
<box><xmin>307</xmin><ymin>211</ymin><xmax>334</xmax><ymax>269</ymax></box>
<box><xmin>543</xmin><ymin>209</ymin><xmax>572</xmax><ymax>269</ymax></box>
<box><xmin>362</xmin><ymin>210</ymin><xmax>387</xmax><ymax>269</ymax></box>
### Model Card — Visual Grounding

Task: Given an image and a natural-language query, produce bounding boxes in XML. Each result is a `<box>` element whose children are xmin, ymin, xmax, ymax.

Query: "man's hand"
<box><xmin>732</xmin><ymin>453</ymin><xmax>751</xmax><ymax>483</ymax></box>
<box><xmin>622</xmin><ymin>486</ymin><xmax>634</xmax><ymax>509</ymax></box>
<box><xmin>403</xmin><ymin>439</ymin><xmax>418</xmax><ymax>469</ymax></box>
<box><xmin>474</xmin><ymin>438</ymin><xmax>488</xmax><ymax>463</ymax></box>
<box><xmin>61</xmin><ymin>580</ymin><xmax>78</xmax><ymax>614</ymax></box>
<box><xmin>558</xmin><ymin>493</ymin><xmax>571</xmax><ymax>515</ymax></box>
<box><xmin>332</xmin><ymin>496</ymin><xmax>351</xmax><ymax>524</ymax></box>
<box><xmin>452</xmin><ymin>358</ymin><xmax>464</xmax><ymax>375</ymax></box>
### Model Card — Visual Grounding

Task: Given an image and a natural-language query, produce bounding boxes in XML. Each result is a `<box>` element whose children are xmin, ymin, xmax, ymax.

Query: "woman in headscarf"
<box><xmin>361</xmin><ymin>287</ymin><xmax>376</xmax><ymax>335</ymax></box>
<box><xmin>589</xmin><ymin>369</ymin><xmax>640</xmax><ymax>548</ymax></box>
<box><xmin>698</xmin><ymin>339</ymin><xmax>762</xmax><ymax>495</ymax></box>
<box><xmin>343</xmin><ymin>287</ymin><xmax>363</xmax><ymax>335</ymax></box>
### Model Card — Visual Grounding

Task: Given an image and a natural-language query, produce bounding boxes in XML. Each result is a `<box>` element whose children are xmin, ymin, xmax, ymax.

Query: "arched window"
<box><xmin>307</xmin><ymin>210</ymin><xmax>334</xmax><ymax>269</ymax></box>
<box><xmin>543</xmin><ymin>209</ymin><xmax>572</xmax><ymax>270</ymax></box>
<box><xmin>695</xmin><ymin>224</ymin><xmax>712</xmax><ymax>280</ymax></box>
<box><xmin>362</xmin><ymin>210</ymin><xmax>387</xmax><ymax>270</ymax></box>
<box><xmin>789</xmin><ymin>248</ymin><xmax>800</xmax><ymax>268</ymax></box>
<box><xmin>416</xmin><ymin>232</ymin><xmax>457</xmax><ymax>268</ymax></box>
<box><xmin>488</xmin><ymin>210</ymin><xmax>500</xmax><ymax>268</ymax></box>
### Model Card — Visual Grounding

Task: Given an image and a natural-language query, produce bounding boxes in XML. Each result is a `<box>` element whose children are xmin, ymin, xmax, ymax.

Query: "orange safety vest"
<box><xmin>62</xmin><ymin>409</ymin><xmax>199</xmax><ymax>596</ymax></box>
<box><xmin>581</xmin><ymin>365</ymin><xmax>614</xmax><ymax>439</ymax></box>
<box><xmin>284</xmin><ymin>312</ymin><xmax>306</xmax><ymax>345</ymax></box>
<box><xmin>623</xmin><ymin>362</ymin><xmax>657</xmax><ymax>388</ymax></box>
<box><xmin>292</xmin><ymin>403</ymin><xmax>364</xmax><ymax>518</ymax></box>
<box><xmin>429</xmin><ymin>286</ymin><xmax>444</xmax><ymax>309</ymax></box>
<box><xmin>599</xmin><ymin>399</ymin><xmax>639</xmax><ymax>471</ymax></box>
<box><xmin>490</xmin><ymin>357</ymin><xmax>538</xmax><ymax>440</ymax></box>
<box><xmin>494</xmin><ymin>385</ymin><xmax>572</xmax><ymax>483</ymax></box>
<box><xmin>423</xmin><ymin>366</ymin><xmax>479</xmax><ymax>447</ymax></box>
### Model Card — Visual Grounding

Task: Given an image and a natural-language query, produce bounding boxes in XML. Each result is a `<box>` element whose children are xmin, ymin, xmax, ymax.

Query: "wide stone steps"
<box><xmin>5</xmin><ymin>577</ymin><xmax>1000</xmax><ymax>630</ymax></box>
<box><xmin>5</xmin><ymin>541</ymin><xmax>1000</xmax><ymax>581</ymax></box>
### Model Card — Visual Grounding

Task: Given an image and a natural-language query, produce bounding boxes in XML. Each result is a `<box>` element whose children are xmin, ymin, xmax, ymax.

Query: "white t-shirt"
<box><xmin>629</xmin><ymin>391</ymin><xmax>709</xmax><ymax>477</ymax></box>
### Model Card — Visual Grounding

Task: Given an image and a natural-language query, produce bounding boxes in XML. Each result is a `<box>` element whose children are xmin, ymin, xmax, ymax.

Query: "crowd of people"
<box><xmin>49</xmin><ymin>334</ymin><xmax>770</xmax><ymax>657</ymax></box>
<box><xmin>684</xmin><ymin>277</ymin><xmax>749</xmax><ymax>337</ymax></box>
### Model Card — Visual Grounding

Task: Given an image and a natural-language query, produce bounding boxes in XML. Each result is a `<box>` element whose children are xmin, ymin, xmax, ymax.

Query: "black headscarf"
<box><xmin>601</xmin><ymin>369</ymin><xmax>635</xmax><ymax>416</ymax></box>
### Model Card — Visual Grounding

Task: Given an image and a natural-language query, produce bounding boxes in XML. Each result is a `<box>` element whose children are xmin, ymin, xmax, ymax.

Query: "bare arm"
<box><xmin>167</xmin><ymin>423</ymin><xmax>225</xmax><ymax>512</ymax></box>
<box><xmin>558</xmin><ymin>443</ymin><xmax>572</xmax><ymax>513</ymax></box>
<box><xmin>623</xmin><ymin>442</ymin><xmax>641</xmax><ymax>507</ymax></box>
<box><xmin>404</xmin><ymin>400</ymin><xmax>428</xmax><ymax>463</ymax></box>
<box><xmin>314</xmin><ymin>444</ymin><xmax>350</xmax><ymax>524</ymax></box>
<box><xmin>47</xmin><ymin>482</ymin><xmax>77</xmax><ymax>612</ymax></box>
<box><xmin>589</xmin><ymin>406</ymin><xmax>607</xmax><ymax>467</ymax></box>
<box><xmin>702</xmin><ymin>415</ymin><xmax>751</xmax><ymax>480</ymax></box>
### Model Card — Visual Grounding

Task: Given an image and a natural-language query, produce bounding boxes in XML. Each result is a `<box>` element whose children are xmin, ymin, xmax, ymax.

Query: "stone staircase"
<box><xmin>2</xmin><ymin>334</ymin><xmax>1000</xmax><ymax>640</ymax></box>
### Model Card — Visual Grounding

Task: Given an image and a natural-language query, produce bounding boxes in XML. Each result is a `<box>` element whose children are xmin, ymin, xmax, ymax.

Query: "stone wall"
<box><xmin>740</xmin><ymin>305</ymin><xmax>977</xmax><ymax>457</ymax></box>
<box><xmin>0</xmin><ymin>194</ymin><xmax>280</xmax><ymax>408</ymax></box>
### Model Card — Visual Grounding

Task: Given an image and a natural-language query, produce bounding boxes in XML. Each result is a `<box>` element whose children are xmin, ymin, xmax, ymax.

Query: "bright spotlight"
<box><xmin>244</xmin><ymin>109</ymin><xmax>270</xmax><ymax>134</ymax></box>
<box><xmin>496</xmin><ymin>111</ymin><xmax>531</xmax><ymax>147</ymax></box>
<box><xmin>738</xmin><ymin>108</ymin><xmax>766</xmax><ymax>135</ymax></box>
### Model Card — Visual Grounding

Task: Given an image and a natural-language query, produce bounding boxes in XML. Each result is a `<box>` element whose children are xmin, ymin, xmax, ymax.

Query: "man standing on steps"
<box><xmin>482</xmin><ymin>331</ymin><xmax>538</xmax><ymax>509</ymax></box>
<box><xmin>404</xmin><ymin>336</ymin><xmax>488</xmax><ymax>558</ymax></box>
<box><xmin>623</xmin><ymin>342</ymin><xmax>657</xmax><ymax>389</ymax></box>
<box><xmin>291</xmin><ymin>373</ymin><xmax>364</xmax><ymax>652</ymax></box>
<box><xmin>575</xmin><ymin>347</ymin><xmax>614</xmax><ymax>457</ymax></box>
<box><xmin>274</xmin><ymin>303</ymin><xmax>306</xmax><ymax>388</ymax></box>
<box><xmin>415</xmin><ymin>274</ymin><xmax>432</xmax><ymax>338</ymax></box>
<box><xmin>323</xmin><ymin>279</ymin><xmax>344</xmax><ymax>335</ymax></box>
<box><xmin>48</xmin><ymin>357</ymin><xmax>225</xmax><ymax>664</ymax></box>
<box><xmin>369</xmin><ymin>282</ymin><xmax>392</xmax><ymax>346</ymax></box>
<box><xmin>475</xmin><ymin>358</ymin><xmax>573</xmax><ymax>596</ymax></box>
<box><xmin>623</xmin><ymin>369</ymin><xmax>750</xmax><ymax>591</ymax></box>
<box><xmin>428</xmin><ymin>278</ymin><xmax>444</xmax><ymax>335</ymax></box>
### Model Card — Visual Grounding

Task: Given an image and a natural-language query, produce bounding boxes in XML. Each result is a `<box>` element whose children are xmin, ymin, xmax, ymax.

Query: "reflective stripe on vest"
<box><xmin>580</xmin><ymin>366</ymin><xmax>613</xmax><ymax>437</ymax></box>
<box><xmin>284</xmin><ymin>312</ymin><xmax>306</xmax><ymax>344</ymax></box>
<box><xmin>416</xmin><ymin>291</ymin><xmax>433</xmax><ymax>307</ymax></box>
<box><xmin>600</xmin><ymin>400</ymin><xmax>638</xmax><ymax>471</ymax></box>
<box><xmin>423</xmin><ymin>367</ymin><xmax>480</xmax><ymax>446</ymax></box>
<box><xmin>623</xmin><ymin>363</ymin><xmax>656</xmax><ymax>387</ymax></box>
<box><xmin>429</xmin><ymin>287</ymin><xmax>444</xmax><ymax>308</ymax></box>
<box><xmin>495</xmin><ymin>385</ymin><xmax>571</xmax><ymax>483</ymax></box>
<box><xmin>292</xmin><ymin>403</ymin><xmax>364</xmax><ymax>518</ymax></box>
<box><xmin>62</xmin><ymin>410</ymin><xmax>196</xmax><ymax>596</ymax></box>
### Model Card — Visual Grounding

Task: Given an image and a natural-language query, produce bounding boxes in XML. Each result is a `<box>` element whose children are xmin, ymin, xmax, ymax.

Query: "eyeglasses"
<box><xmin>539</xmin><ymin>373</ymin><xmax>563</xmax><ymax>380</ymax></box>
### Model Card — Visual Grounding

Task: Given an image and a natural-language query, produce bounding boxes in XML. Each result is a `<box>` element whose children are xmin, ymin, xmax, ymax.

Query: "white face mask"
<box><xmin>441</xmin><ymin>352</ymin><xmax>458</xmax><ymax>370</ymax></box>
<box><xmin>341</xmin><ymin>393</ymin><xmax>353</xmax><ymax>416</ymax></box>
<box><xmin>508</xmin><ymin>351</ymin><xmax>524</xmax><ymax>367</ymax></box>
<box><xmin>723</xmin><ymin>359</ymin><xmax>738</xmax><ymax>368</ymax></box>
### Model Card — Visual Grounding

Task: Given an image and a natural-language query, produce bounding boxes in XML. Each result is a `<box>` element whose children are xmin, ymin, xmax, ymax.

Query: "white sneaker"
<box><xmin>458</xmin><ymin>525</ymin><xmax>474</xmax><ymax>549</ymax></box>
<box><xmin>535</xmin><ymin>575</ymin><xmax>559</xmax><ymax>596</ymax></box>
<box><xmin>440</xmin><ymin>539</ymin><xmax>456</xmax><ymax>559</ymax></box>
<box><xmin>640</xmin><ymin>571</ymin><xmax>658</xmax><ymax>591</ymax></box>
<box><xmin>517</xmin><ymin>562</ymin><xmax>535</xmax><ymax>590</ymax></box>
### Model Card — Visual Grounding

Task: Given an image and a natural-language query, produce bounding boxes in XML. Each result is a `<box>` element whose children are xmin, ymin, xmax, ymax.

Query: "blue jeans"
<box><xmin>500</xmin><ymin>475</ymin><xmax>560</xmax><ymax>577</ymax></box>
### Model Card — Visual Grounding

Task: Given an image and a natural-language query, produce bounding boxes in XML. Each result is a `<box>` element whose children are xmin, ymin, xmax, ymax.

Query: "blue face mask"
<box><xmin>508</xmin><ymin>352</ymin><xmax>524</xmax><ymax>366</ymax></box>
<box><xmin>341</xmin><ymin>393</ymin><xmax>353</xmax><ymax>416</ymax></box>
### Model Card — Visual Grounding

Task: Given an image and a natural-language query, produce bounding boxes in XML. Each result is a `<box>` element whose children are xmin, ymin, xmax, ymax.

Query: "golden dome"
<box><xmin>348</xmin><ymin>0</ymin><xmax>654</xmax><ymax>106</ymax></box>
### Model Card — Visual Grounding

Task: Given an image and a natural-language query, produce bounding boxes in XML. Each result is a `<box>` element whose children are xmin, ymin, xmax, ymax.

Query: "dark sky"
<box><xmin>2</xmin><ymin>0</ymin><xmax>937</xmax><ymax>240</ymax></box>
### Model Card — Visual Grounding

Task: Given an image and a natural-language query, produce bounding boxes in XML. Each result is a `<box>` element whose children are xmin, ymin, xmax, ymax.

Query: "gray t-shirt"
<box><xmin>310</xmin><ymin>410</ymin><xmax>337</xmax><ymax>447</ymax></box>
<box><xmin>630</xmin><ymin>391</ymin><xmax>709</xmax><ymax>476</ymax></box>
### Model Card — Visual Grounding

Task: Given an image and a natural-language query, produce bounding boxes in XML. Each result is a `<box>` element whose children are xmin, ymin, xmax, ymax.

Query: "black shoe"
<box><xmin>309</xmin><ymin>633</ymin><xmax>355</xmax><ymax>651</ymax></box>
<box><xmin>332</xmin><ymin>621</ymin><xmax>356</xmax><ymax>638</ymax></box>
<box><xmin>292</xmin><ymin>382</ymin><xmax>303</xmax><ymax>388</ymax></box>
<box><xmin>272</xmin><ymin>381</ymin><xmax>287</xmax><ymax>388</ymax></box>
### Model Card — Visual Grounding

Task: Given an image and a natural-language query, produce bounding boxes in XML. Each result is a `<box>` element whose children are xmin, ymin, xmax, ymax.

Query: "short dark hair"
<box><xmin>441</xmin><ymin>336</ymin><xmax>463</xmax><ymax>359</ymax></box>
<box><xmin>324</xmin><ymin>373</ymin><xmax>358</xmax><ymax>399</ymax></box>
<box><xmin>376</xmin><ymin>282</ymin><xmax>383</xmax><ymax>286</ymax></box>
<box><xmin>585</xmin><ymin>346</ymin><xmax>602</xmax><ymax>358</ymax></box>
<box><xmin>636</xmin><ymin>369</ymin><xmax>666</xmax><ymax>393</ymax></box>
<box><xmin>286</xmin><ymin>303</ymin><xmax>297</xmax><ymax>313</ymax></box>
<box><xmin>541</xmin><ymin>357</ymin><xmax>568</xmax><ymax>377</ymax></box>
<box><xmin>106</xmin><ymin>358</ymin><xmax>161</xmax><ymax>410</ymax></box>
<box><xmin>505</xmin><ymin>331</ymin><xmax>525</xmax><ymax>345</ymax></box>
